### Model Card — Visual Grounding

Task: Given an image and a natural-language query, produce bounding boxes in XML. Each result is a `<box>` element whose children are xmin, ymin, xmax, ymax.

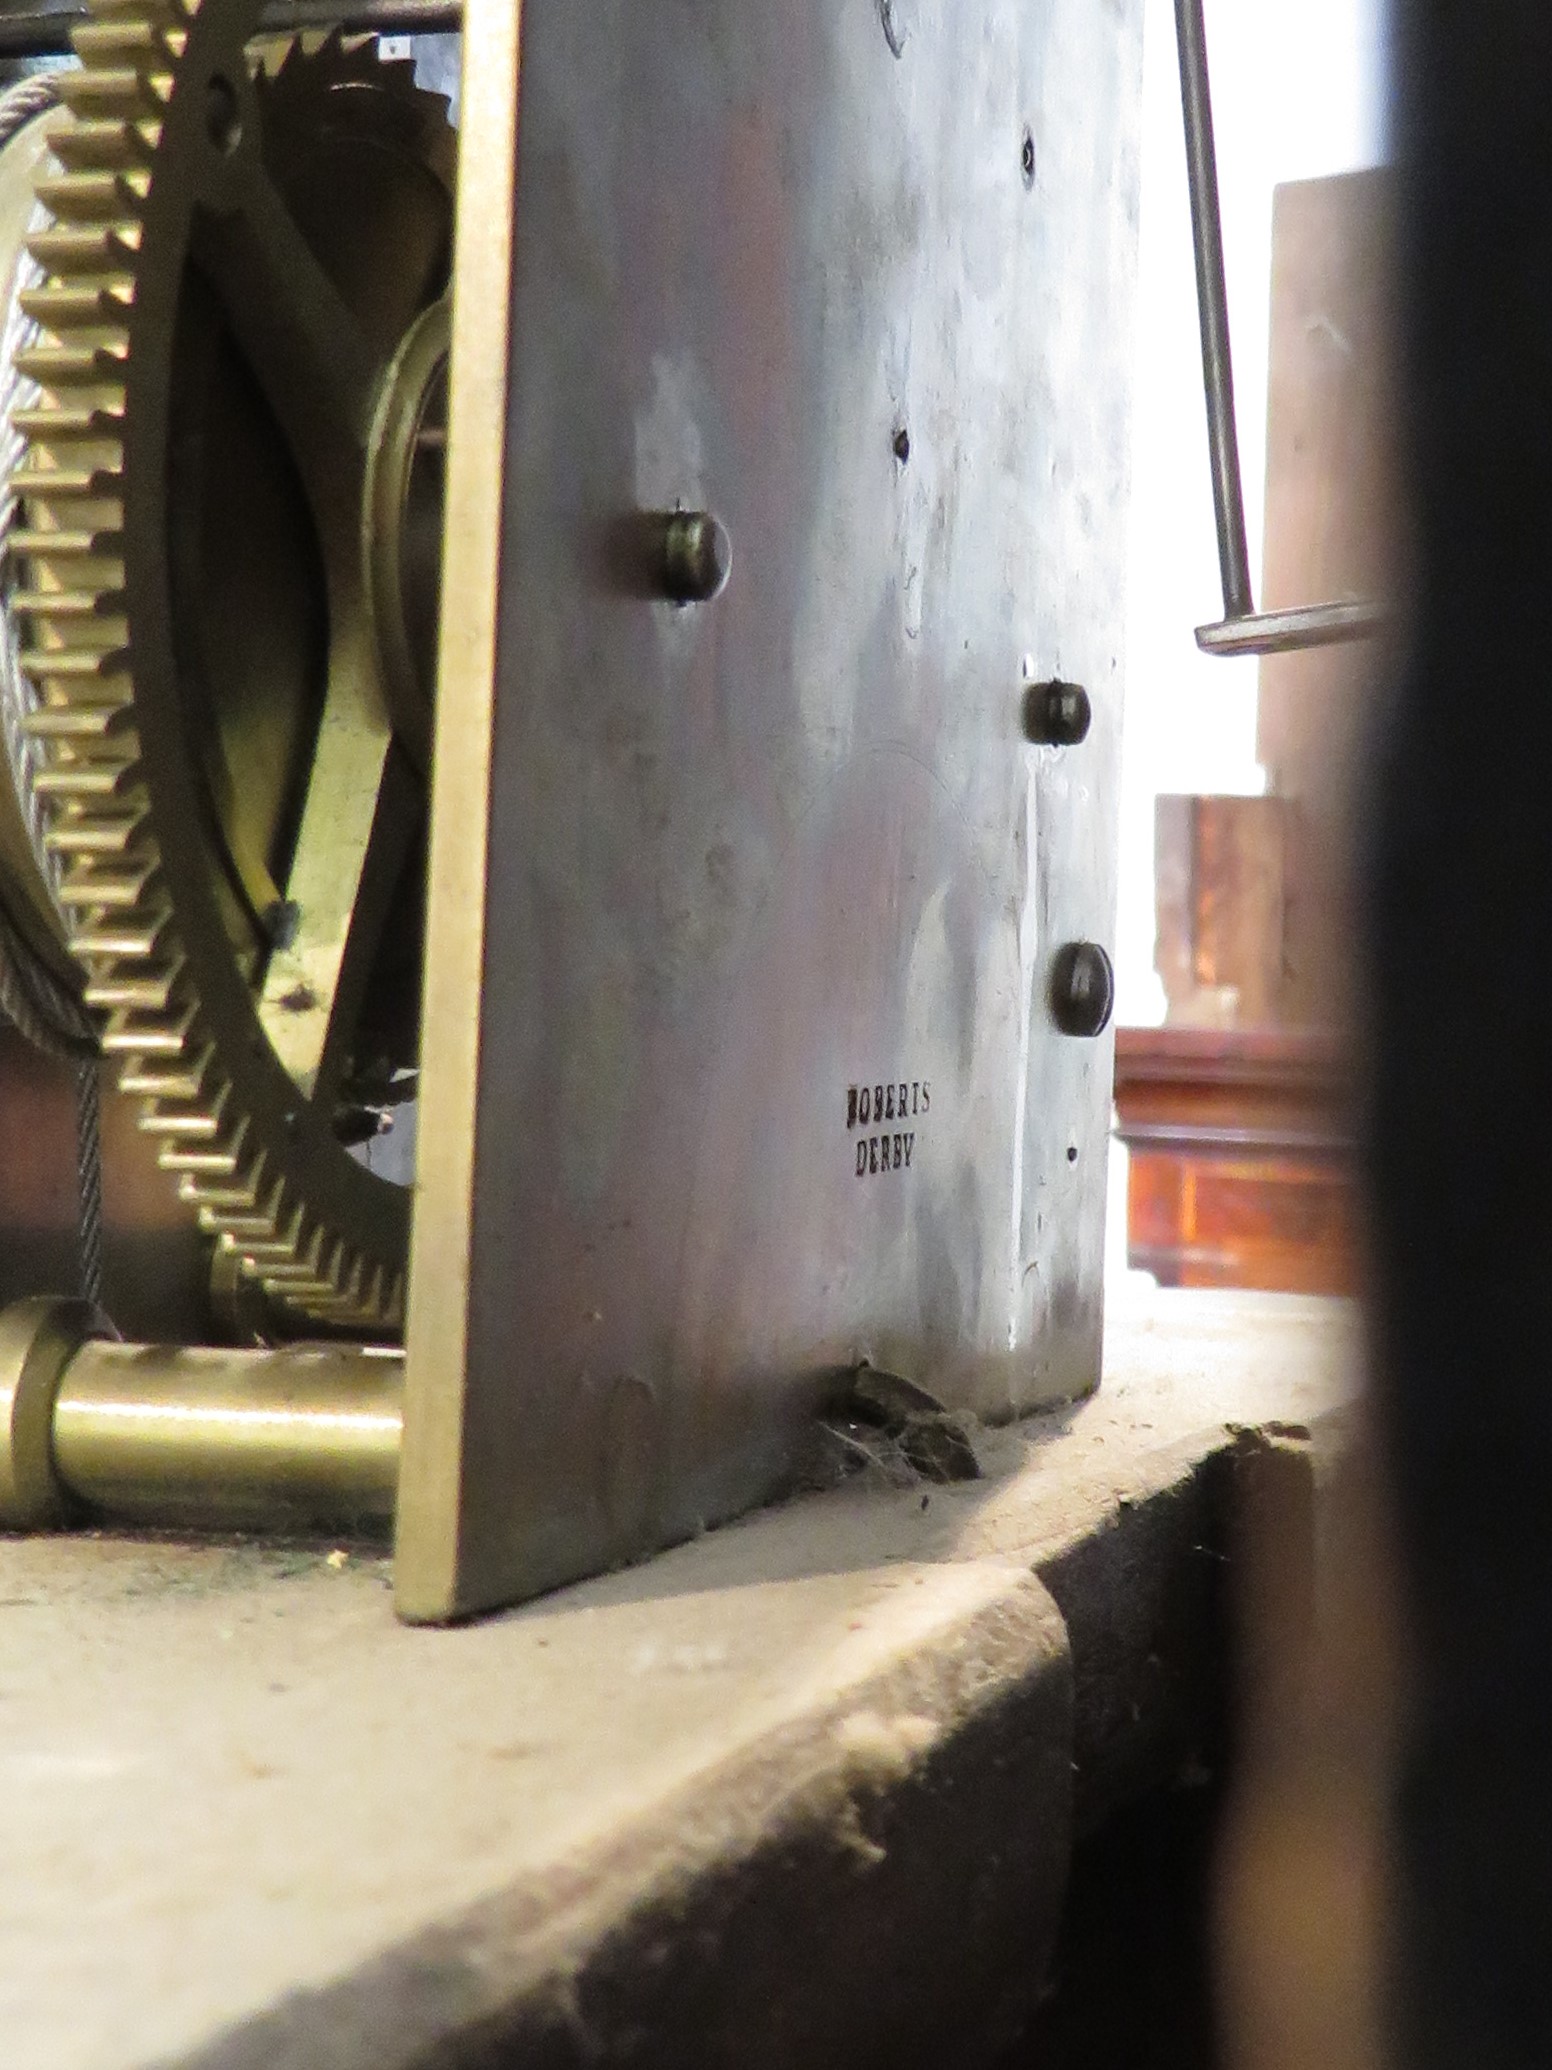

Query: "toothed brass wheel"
<box><xmin>0</xmin><ymin>7</ymin><xmax>457</xmax><ymax>1333</ymax></box>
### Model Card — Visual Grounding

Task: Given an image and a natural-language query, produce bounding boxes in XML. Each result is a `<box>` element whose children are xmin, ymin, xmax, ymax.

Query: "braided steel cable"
<box><xmin>0</xmin><ymin>66</ymin><xmax>106</xmax><ymax>1309</ymax></box>
<box><xmin>72</xmin><ymin>1049</ymin><xmax>103</xmax><ymax>1305</ymax></box>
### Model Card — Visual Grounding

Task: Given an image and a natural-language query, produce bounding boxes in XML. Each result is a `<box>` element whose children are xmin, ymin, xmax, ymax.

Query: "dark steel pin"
<box><xmin>1023</xmin><ymin>680</ymin><xmax>1092</xmax><ymax>748</ymax></box>
<box><xmin>656</xmin><ymin>512</ymin><xmax>733</xmax><ymax>606</ymax></box>
<box><xmin>1050</xmin><ymin>943</ymin><xmax>1115</xmax><ymax>1040</ymax></box>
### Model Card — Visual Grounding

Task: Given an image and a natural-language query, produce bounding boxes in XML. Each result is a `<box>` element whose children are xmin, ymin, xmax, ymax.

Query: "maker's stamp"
<box><xmin>848</xmin><ymin>1077</ymin><xmax>930</xmax><ymax>1179</ymax></box>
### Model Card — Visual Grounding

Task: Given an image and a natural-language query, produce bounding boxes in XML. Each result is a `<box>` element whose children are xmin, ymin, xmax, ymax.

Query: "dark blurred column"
<box><xmin>1366</xmin><ymin>6</ymin><xmax>1552</xmax><ymax>2064</ymax></box>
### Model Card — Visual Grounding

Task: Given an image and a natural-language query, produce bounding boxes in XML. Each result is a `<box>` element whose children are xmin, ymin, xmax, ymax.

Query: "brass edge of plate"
<box><xmin>395</xmin><ymin>0</ymin><xmax>525</xmax><ymax>1624</ymax></box>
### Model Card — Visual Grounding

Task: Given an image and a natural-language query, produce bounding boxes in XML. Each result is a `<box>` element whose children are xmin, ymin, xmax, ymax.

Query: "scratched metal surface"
<box><xmin>413</xmin><ymin>0</ymin><xmax>1144</xmax><ymax>1614</ymax></box>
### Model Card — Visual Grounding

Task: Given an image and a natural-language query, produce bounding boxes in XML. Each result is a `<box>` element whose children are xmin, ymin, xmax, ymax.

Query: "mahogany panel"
<box><xmin>1116</xmin><ymin>1027</ymin><xmax>1355</xmax><ymax>1297</ymax></box>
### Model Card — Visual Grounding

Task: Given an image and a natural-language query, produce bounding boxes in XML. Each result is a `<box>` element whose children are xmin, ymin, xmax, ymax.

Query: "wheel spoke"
<box><xmin>312</xmin><ymin>742</ymin><xmax>421</xmax><ymax>1117</ymax></box>
<box><xmin>256</xmin><ymin>619</ymin><xmax>417</xmax><ymax>1105</ymax></box>
<box><xmin>191</xmin><ymin>154</ymin><xmax>385</xmax><ymax>459</ymax></box>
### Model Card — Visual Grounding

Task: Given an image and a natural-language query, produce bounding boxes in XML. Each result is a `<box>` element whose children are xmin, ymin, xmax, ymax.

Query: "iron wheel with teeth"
<box><xmin>6</xmin><ymin>3</ymin><xmax>457</xmax><ymax>1333</ymax></box>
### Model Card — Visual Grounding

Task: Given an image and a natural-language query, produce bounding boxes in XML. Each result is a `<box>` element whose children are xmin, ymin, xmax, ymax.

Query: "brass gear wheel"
<box><xmin>10</xmin><ymin>4</ymin><xmax>456</xmax><ymax>1333</ymax></box>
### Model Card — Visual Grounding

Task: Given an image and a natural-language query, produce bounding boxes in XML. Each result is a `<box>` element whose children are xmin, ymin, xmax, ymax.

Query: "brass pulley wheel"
<box><xmin>6</xmin><ymin>5</ymin><xmax>456</xmax><ymax>1333</ymax></box>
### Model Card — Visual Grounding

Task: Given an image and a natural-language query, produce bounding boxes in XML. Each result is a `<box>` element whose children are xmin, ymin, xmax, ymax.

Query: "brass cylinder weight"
<box><xmin>0</xmin><ymin>1299</ymin><xmax>401</xmax><ymax>1536</ymax></box>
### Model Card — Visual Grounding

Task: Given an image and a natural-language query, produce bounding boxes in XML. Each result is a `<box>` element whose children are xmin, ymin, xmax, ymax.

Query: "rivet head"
<box><xmin>1051</xmin><ymin>942</ymin><xmax>1115</xmax><ymax>1039</ymax></box>
<box><xmin>656</xmin><ymin>511</ymin><xmax>733</xmax><ymax>606</ymax></box>
<box><xmin>1023</xmin><ymin>680</ymin><xmax>1092</xmax><ymax>748</ymax></box>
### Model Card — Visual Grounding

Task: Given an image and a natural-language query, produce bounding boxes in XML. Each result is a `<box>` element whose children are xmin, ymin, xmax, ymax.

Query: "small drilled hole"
<box><xmin>206</xmin><ymin>74</ymin><xmax>243</xmax><ymax>156</ymax></box>
<box><xmin>1067</xmin><ymin>1146</ymin><xmax>1079</xmax><ymax>1164</ymax></box>
<box><xmin>892</xmin><ymin>426</ymin><xmax>911</xmax><ymax>465</ymax></box>
<box><xmin>1021</xmin><ymin>130</ymin><xmax>1036</xmax><ymax>189</ymax></box>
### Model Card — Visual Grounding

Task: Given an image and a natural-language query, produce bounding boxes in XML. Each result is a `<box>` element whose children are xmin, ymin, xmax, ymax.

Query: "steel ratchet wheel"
<box><xmin>0</xmin><ymin>0</ymin><xmax>456</xmax><ymax>1333</ymax></box>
